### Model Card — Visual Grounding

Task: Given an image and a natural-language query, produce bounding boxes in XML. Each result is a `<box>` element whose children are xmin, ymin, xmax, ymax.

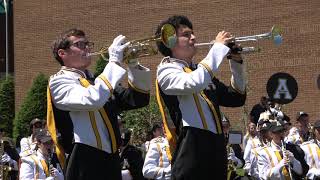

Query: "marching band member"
<box><xmin>48</xmin><ymin>28</ymin><xmax>151</xmax><ymax>180</ymax></box>
<box><xmin>222</xmin><ymin>115</ymin><xmax>244</xmax><ymax>169</ymax></box>
<box><xmin>314</xmin><ymin>120</ymin><xmax>320</xmax><ymax>147</ymax></box>
<box><xmin>155</xmin><ymin>15</ymin><xmax>246</xmax><ymax>179</ymax></box>
<box><xmin>20</xmin><ymin>129</ymin><xmax>63</xmax><ymax>180</ymax></box>
<box><xmin>142</xmin><ymin>131</ymin><xmax>171</xmax><ymax>180</ymax></box>
<box><xmin>0</xmin><ymin>129</ymin><xmax>19</xmax><ymax>180</ymax></box>
<box><xmin>243</xmin><ymin>121</ymin><xmax>257</xmax><ymax>150</ymax></box>
<box><xmin>257</xmin><ymin>120</ymin><xmax>303</xmax><ymax>180</ymax></box>
<box><xmin>20</xmin><ymin>118</ymin><xmax>44</xmax><ymax>157</ymax></box>
<box><xmin>119</xmin><ymin>129</ymin><xmax>145</xmax><ymax>180</ymax></box>
<box><xmin>299</xmin><ymin>120</ymin><xmax>320</xmax><ymax>180</ymax></box>
<box><xmin>286</xmin><ymin>112</ymin><xmax>310</xmax><ymax>145</ymax></box>
<box><xmin>244</xmin><ymin>120</ymin><xmax>272</xmax><ymax>179</ymax></box>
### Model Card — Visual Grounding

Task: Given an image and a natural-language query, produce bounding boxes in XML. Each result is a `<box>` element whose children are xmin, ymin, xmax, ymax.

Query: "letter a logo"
<box><xmin>267</xmin><ymin>72</ymin><xmax>298</xmax><ymax>104</ymax></box>
<box><xmin>273</xmin><ymin>79</ymin><xmax>292</xmax><ymax>100</ymax></box>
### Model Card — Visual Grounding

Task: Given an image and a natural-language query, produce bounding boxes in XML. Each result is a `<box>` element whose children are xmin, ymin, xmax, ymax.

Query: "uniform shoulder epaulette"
<box><xmin>301</xmin><ymin>141</ymin><xmax>313</xmax><ymax>145</ymax></box>
<box><xmin>19</xmin><ymin>149</ymin><xmax>35</xmax><ymax>157</ymax></box>
<box><xmin>50</xmin><ymin>70</ymin><xmax>65</xmax><ymax>79</ymax></box>
<box><xmin>151</xmin><ymin>136</ymin><xmax>164</xmax><ymax>144</ymax></box>
<box><xmin>160</xmin><ymin>56</ymin><xmax>172</xmax><ymax>65</ymax></box>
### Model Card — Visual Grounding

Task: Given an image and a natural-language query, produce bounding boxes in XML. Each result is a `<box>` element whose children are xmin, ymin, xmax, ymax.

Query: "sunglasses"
<box><xmin>71</xmin><ymin>41</ymin><xmax>94</xmax><ymax>50</ymax></box>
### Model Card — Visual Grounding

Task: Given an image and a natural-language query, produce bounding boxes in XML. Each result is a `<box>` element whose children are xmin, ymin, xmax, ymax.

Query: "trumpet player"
<box><xmin>155</xmin><ymin>15</ymin><xmax>246</xmax><ymax>180</ymax></box>
<box><xmin>286</xmin><ymin>111</ymin><xmax>310</xmax><ymax>145</ymax></box>
<box><xmin>48</xmin><ymin>28</ymin><xmax>151</xmax><ymax>180</ymax></box>
<box><xmin>20</xmin><ymin>118</ymin><xmax>44</xmax><ymax>157</ymax></box>
<box><xmin>257</xmin><ymin>120</ymin><xmax>303</xmax><ymax>180</ymax></box>
<box><xmin>299</xmin><ymin>120</ymin><xmax>320</xmax><ymax>179</ymax></box>
<box><xmin>20</xmin><ymin>129</ymin><xmax>63</xmax><ymax>180</ymax></box>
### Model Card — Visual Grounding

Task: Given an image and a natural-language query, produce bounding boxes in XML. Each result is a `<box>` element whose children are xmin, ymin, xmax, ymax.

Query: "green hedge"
<box><xmin>13</xmin><ymin>73</ymin><xmax>48</xmax><ymax>139</ymax></box>
<box><xmin>0</xmin><ymin>75</ymin><xmax>15</xmax><ymax>137</ymax></box>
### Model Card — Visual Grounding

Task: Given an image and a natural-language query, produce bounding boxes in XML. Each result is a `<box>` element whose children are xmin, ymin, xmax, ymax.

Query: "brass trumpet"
<box><xmin>87</xmin><ymin>24</ymin><xmax>176</xmax><ymax>63</ymax></box>
<box><xmin>195</xmin><ymin>25</ymin><xmax>283</xmax><ymax>53</ymax></box>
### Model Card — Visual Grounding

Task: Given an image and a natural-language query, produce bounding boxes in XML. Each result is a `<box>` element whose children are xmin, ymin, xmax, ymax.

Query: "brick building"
<box><xmin>13</xmin><ymin>0</ymin><xmax>320</xmax><ymax>130</ymax></box>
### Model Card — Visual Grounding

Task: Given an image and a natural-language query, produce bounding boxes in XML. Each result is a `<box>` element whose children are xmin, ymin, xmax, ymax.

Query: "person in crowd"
<box><xmin>119</xmin><ymin>129</ymin><xmax>145</xmax><ymax>180</ymax></box>
<box><xmin>20</xmin><ymin>129</ymin><xmax>64</xmax><ymax>180</ymax></box>
<box><xmin>299</xmin><ymin>120</ymin><xmax>320</xmax><ymax>180</ymax></box>
<box><xmin>286</xmin><ymin>112</ymin><xmax>311</xmax><ymax>145</ymax></box>
<box><xmin>243</xmin><ymin>121</ymin><xmax>257</xmax><ymax>150</ymax></box>
<box><xmin>20</xmin><ymin>118</ymin><xmax>44</xmax><ymax>156</ymax></box>
<box><xmin>313</xmin><ymin>120</ymin><xmax>320</xmax><ymax>147</ymax></box>
<box><xmin>221</xmin><ymin>115</ymin><xmax>245</xmax><ymax>180</ymax></box>
<box><xmin>142</xmin><ymin>125</ymin><xmax>171</xmax><ymax>180</ymax></box>
<box><xmin>244</xmin><ymin>119</ymin><xmax>272</xmax><ymax>178</ymax></box>
<box><xmin>143</xmin><ymin>123</ymin><xmax>163</xmax><ymax>158</ymax></box>
<box><xmin>0</xmin><ymin>128</ymin><xmax>19</xmax><ymax>180</ymax></box>
<box><xmin>257</xmin><ymin>120</ymin><xmax>303</xmax><ymax>179</ymax></box>
<box><xmin>258</xmin><ymin>99</ymin><xmax>284</xmax><ymax>123</ymax></box>
<box><xmin>250</xmin><ymin>96</ymin><xmax>268</xmax><ymax>124</ymax></box>
<box><xmin>222</xmin><ymin>115</ymin><xmax>244</xmax><ymax>168</ymax></box>
<box><xmin>47</xmin><ymin>28</ymin><xmax>151</xmax><ymax>180</ymax></box>
<box><xmin>155</xmin><ymin>15</ymin><xmax>246</xmax><ymax>179</ymax></box>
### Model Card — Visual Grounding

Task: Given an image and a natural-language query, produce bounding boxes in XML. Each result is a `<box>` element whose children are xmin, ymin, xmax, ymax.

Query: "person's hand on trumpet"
<box><xmin>283</xmin><ymin>150</ymin><xmax>295</xmax><ymax>165</ymax></box>
<box><xmin>108</xmin><ymin>35</ymin><xmax>130</xmax><ymax>65</ymax></box>
<box><xmin>214</xmin><ymin>31</ymin><xmax>243</xmax><ymax>62</ymax></box>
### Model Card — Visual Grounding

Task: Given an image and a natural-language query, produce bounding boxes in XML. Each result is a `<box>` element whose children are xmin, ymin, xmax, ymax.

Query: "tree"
<box><xmin>122</xmin><ymin>96</ymin><xmax>161</xmax><ymax>145</ymax></box>
<box><xmin>0</xmin><ymin>75</ymin><xmax>14</xmax><ymax>136</ymax></box>
<box><xmin>93</xmin><ymin>55</ymin><xmax>107</xmax><ymax>78</ymax></box>
<box><xmin>13</xmin><ymin>73</ymin><xmax>48</xmax><ymax>139</ymax></box>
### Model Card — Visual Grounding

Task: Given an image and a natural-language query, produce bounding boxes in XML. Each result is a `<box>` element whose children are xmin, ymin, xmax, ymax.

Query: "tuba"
<box><xmin>195</xmin><ymin>25</ymin><xmax>283</xmax><ymax>53</ymax></box>
<box><xmin>87</xmin><ymin>24</ymin><xmax>177</xmax><ymax>63</ymax></box>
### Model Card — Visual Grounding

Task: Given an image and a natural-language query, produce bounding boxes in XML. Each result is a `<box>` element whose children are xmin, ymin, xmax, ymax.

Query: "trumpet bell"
<box><xmin>271</xmin><ymin>26</ymin><xmax>283</xmax><ymax>46</ymax></box>
<box><xmin>161</xmin><ymin>24</ymin><xmax>177</xmax><ymax>49</ymax></box>
<box><xmin>88</xmin><ymin>24</ymin><xmax>177</xmax><ymax>63</ymax></box>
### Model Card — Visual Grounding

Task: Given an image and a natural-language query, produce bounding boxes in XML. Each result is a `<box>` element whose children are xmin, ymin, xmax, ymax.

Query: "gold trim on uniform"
<box><xmin>200</xmin><ymin>92</ymin><xmax>222</xmax><ymax>134</ymax></box>
<box><xmin>30</xmin><ymin>155</ymin><xmax>40</xmax><ymax>180</ymax></box>
<box><xmin>230</xmin><ymin>79</ymin><xmax>246</xmax><ymax>95</ymax></box>
<box><xmin>99</xmin><ymin>109</ymin><xmax>117</xmax><ymax>153</ymax></box>
<box><xmin>47</xmin><ymin>87</ymin><xmax>66</xmax><ymax>168</ymax></box>
<box><xmin>274</xmin><ymin>151</ymin><xmax>290</xmax><ymax>179</ymax></box>
<box><xmin>89</xmin><ymin>111</ymin><xmax>102</xmax><ymax>149</ymax></box>
<box><xmin>79</xmin><ymin>78</ymin><xmax>117</xmax><ymax>153</ymax></box>
<box><xmin>155</xmin><ymin>81</ymin><xmax>177</xmax><ymax>155</ymax></box>
<box><xmin>40</xmin><ymin>159</ymin><xmax>49</xmax><ymax>177</ymax></box>
<box><xmin>98</xmin><ymin>75</ymin><xmax>114</xmax><ymax>94</ymax></box>
<box><xmin>79</xmin><ymin>78</ymin><xmax>91</xmax><ymax>87</ymax></box>
<box><xmin>262</xmin><ymin>147</ymin><xmax>274</xmax><ymax>178</ymax></box>
<box><xmin>128</xmin><ymin>80</ymin><xmax>150</xmax><ymax>94</ymax></box>
<box><xmin>199</xmin><ymin>62</ymin><xmax>215</xmax><ymax>79</ymax></box>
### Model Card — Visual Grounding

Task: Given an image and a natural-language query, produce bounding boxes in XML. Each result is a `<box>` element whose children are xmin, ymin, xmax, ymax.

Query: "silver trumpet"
<box><xmin>195</xmin><ymin>25</ymin><xmax>283</xmax><ymax>53</ymax></box>
<box><xmin>281</xmin><ymin>140</ymin><xmax>294</xmax><ymax>180</ymax></box>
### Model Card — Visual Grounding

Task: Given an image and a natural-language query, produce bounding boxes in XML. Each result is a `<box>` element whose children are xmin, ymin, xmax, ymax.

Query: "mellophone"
<box><xmin>87</xmin><ymin>24</ymin><xmax>283</xmax><ymax>62</ymax></box>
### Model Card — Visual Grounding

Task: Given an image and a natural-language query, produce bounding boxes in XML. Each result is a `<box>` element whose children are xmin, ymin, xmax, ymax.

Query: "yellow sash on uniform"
<box><xmin>46</xmin><ymin>87</ymin><xmax>66</xmax><ymax>168</ymax></box>
<box><xmin>274</xmin><ymin>151</ymin><xmax>290</xmax><ymax>180</ymax></box>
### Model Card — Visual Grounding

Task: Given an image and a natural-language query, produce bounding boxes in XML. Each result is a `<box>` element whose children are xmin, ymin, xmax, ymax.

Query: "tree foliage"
<box><xmin>13</xmin><ymin>73</ymin><xmax>48</xmax><ymax>139</ymax></box>
<box><xmin>122</xmin><ymin>96</ymin><xmax>161</xmax><ymax>145</ymax></box>
<box><xmin>0</xmin><ymin>75</ymin><xmax>15</xmax><ymax>137</ymax></box>
<box><xmin>93</xmin><ymin>56</ymin><xmax>107</xmax><ymax>78</ymax></box>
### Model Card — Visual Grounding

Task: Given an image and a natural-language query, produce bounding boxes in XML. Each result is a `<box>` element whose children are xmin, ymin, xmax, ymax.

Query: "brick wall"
<box><xmin>14</xmin><ymin>0</ymin><xmax>320</xmax><ymax>131</ymax></box>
